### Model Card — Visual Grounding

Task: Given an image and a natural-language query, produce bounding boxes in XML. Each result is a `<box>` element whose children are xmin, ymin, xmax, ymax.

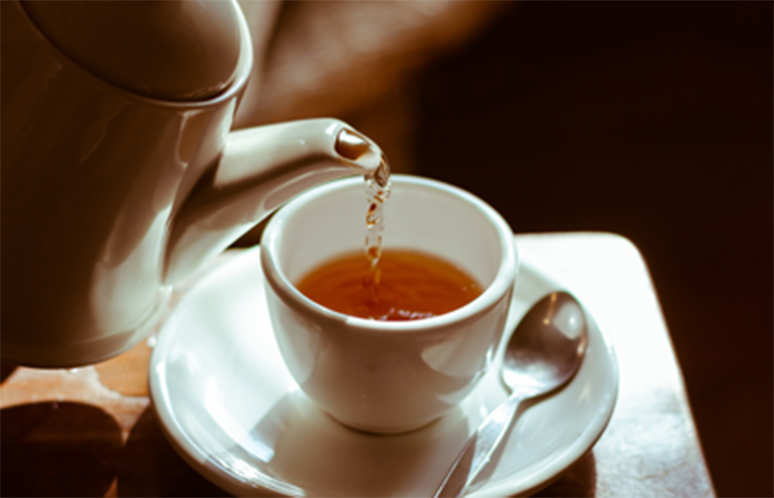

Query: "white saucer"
<box><xmin>149</xmin><ymin>246</ymin><xmax>618</xmax><ymax>497</ymax></box>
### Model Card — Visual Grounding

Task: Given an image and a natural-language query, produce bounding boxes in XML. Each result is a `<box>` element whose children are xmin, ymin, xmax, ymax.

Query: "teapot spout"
<box><xmin>164</xmin><ymin>118</ymin><xmax>383</xmax><ymax>285</ymax></box>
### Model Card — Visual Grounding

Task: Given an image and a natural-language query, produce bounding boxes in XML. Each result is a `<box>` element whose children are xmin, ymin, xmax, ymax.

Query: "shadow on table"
<box><xmin>118</xmin><ymin>406</ymin><xmax>232</xmax><ymax>497</ymax></box>
<box><xmin>1</xmin><ymin>401</ymin><xmax>123</xmax><ymax>497</ymax></box>
<box><xmin>0</xmin><ymin>401</ymin><xmax>232</xmax><ymax>498</ymax></box>
<box><xmin>1</xmin><ymin>362</ymin><xmax>17</xmax><ymax>383</ymax></box>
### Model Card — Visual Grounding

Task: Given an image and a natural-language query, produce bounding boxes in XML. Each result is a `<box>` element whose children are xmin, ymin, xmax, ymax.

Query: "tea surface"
<box><xmin>296</xmin><ymin>249</ymin><xmax>483</xmax><ymax>321</ymax></box>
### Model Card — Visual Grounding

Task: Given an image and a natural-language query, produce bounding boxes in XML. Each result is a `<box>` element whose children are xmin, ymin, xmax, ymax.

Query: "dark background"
<box><xmin>412</xmin><ymin>2</ymin><xmax>772</xmax><ymax>497</ymax></box>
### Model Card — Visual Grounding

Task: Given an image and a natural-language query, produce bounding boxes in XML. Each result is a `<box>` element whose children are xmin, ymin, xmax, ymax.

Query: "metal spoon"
<box><xmin>434</xmin><ymin>291</ymin><xmax>588</xmax><ymax>497</ymax></box>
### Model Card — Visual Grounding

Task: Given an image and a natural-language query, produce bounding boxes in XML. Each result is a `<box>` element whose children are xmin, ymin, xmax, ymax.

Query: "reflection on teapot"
<box><xmin>1</xmin><ymin>0</ymin><xmax>383</xmax><ymax>367</ymax></box>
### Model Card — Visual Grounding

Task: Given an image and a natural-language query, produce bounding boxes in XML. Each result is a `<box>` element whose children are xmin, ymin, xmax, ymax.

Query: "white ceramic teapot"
<box><xmin>2</xmin><ymin>0</ymin><xmax>383</xmax><ymax>367</ymax></box>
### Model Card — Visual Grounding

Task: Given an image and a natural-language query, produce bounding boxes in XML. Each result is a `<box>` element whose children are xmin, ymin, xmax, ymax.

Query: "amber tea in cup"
<box><xmin>296</xmin><ymin>154</ymin><xmax>482</xmax><ymax>321</ymax></box>
<box><xmin>296</xmin><ymin>249</ymin><xmax>484</xmax><ymax>321</ymax></box>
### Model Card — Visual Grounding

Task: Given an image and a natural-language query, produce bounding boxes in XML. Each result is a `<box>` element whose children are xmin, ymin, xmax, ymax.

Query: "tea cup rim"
<box><xmin>261</xmin><ymin>174</ymin><xmax>518</xmax><ymax>334</ymax></box>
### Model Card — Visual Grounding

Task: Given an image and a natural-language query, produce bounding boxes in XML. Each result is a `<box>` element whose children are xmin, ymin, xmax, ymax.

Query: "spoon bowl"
<box><xmin>435</xmin><ymin>291</ymin><xmax>588</xmax><ymax>497</ymax></box>
<box><xmin>503</xmin><ymin>292</ymin><xmax>588</xmax><ymax>394</ymax></box>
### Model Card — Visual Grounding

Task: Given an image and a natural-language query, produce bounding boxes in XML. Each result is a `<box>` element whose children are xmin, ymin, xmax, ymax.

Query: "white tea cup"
<box><xmin>260</xmin><ymin>175</ymin><xmax>518</xmax><ymax>433</ymax></box>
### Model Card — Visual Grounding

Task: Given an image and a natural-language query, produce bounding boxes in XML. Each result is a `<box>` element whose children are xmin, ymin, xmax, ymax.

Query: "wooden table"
<box><xmin>0</xmin><ymin>232</ymin><xmax>715</xmax><ymax>497</ymax></box>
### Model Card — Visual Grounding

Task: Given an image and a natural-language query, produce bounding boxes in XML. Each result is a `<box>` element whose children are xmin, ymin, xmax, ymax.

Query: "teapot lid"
<box><xmin>23</xmin><ymin>0</ymin><xmax>242</xmax><ymax>101</ymax></box>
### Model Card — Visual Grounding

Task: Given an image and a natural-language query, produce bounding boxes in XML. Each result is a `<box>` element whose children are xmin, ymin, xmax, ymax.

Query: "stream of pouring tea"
<box><xmin>364</xmin><ymin>155</ymin><xmax>392</xmax><ymax>292</ymax></box>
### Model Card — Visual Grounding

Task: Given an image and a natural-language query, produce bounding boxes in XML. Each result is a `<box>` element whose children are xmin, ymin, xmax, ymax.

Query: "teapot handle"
<box><xmin>163</xmin><ymin>118</ymin><xmax>381</xmax><ymax>285</ymax></box>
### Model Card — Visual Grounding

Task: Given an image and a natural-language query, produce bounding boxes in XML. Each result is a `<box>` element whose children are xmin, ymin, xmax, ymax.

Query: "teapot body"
<box><xmin>2</xmin><ymin>0</ymin><xmax>382</xmax><ymax>368</ymax></box>
<box><xmin>1</xmin><ymin>0</ymin><xmax>254</xmax><ymax>366</ymax></box>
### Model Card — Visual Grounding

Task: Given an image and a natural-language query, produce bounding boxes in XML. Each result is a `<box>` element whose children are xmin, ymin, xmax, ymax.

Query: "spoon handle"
<box><xmin>433</xmin><ymin>393</ymin><xmax>525</xmax><ymax>497</ymax></box>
